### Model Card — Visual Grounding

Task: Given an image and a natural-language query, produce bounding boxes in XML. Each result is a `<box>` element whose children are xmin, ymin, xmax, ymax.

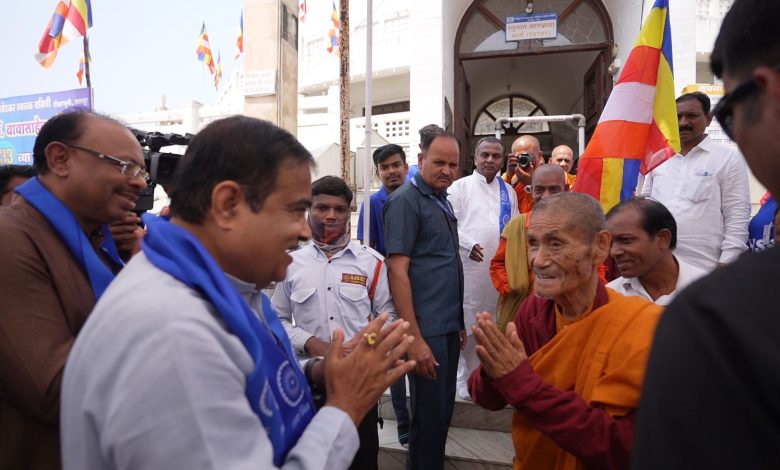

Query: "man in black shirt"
<box><xmin>632</xmin><ymin>1</ymin><xmax>780</xmax><ymax>468</ymax></box>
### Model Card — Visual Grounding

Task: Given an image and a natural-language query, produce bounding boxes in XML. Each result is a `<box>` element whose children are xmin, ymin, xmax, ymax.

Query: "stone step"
<box><xmin>379</xmin><ymin>393</ymin><xmax>514</xmax><ymax>433</ymax></box>
<box><xmin>378</xmin><ymin>418</ymin><xmax>514</xmax><ymax>470</ymax></box>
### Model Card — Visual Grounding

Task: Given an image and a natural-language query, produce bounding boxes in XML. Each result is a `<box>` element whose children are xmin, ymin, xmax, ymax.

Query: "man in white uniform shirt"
<box><xmin>447</xmin><ymin>136</ymin><xmax>519</xmax><ymax>400</ymax></box>
<box><xmin>640</xmin><ymin>92</ymin><xmax>751</xmax><ymax>271</ymax></box>
<box><xmin>273</xmin><ymin>176</ymin><xmax>393</xmax><ymax>470</ymax></box>
<box><xmin>606</xmin><ymin>198</ymin><xmax>707</xmax><ymax>306</ymax></box>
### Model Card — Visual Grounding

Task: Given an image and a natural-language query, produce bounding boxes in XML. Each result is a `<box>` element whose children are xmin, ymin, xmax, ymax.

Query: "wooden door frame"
<box><xmin>453</xmin><ymin>0</ymin><xmax>614</xmax><ymax>175</ymax></box>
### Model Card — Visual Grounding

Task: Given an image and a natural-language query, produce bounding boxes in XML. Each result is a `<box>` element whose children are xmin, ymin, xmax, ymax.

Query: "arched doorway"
<box><xmin>454</xmin><ymin>0</ymin><xmax>614</xmax><ymax>173</ymax></box>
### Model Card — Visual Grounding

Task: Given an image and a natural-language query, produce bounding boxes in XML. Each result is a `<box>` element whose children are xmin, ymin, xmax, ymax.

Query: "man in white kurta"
<box><xmin>448</xmin><ymin>137</ymin><xmax>518</xmax><ymax>400</ymax></box>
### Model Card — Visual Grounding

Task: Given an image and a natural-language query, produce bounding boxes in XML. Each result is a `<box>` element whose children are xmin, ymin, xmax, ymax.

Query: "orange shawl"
<box><xmin>512</xmin><ymin>290</ymin><xmax>661</xmax><ymax>470</ymax></box>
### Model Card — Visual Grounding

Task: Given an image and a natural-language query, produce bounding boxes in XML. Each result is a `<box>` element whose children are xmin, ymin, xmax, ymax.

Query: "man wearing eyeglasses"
<box><xmin>632</xmin><ymin>1</ymin><xmax>780</xmax><ymax>467</ymax></box>
<box><xmin>0</xmin><ymin>109</ymin><xmax>146</xmax><ymax>469</ymax></box>
<box><xmin>639</xmin><ymin>91</ymin><xmax>751</xmax><ymax>272</ymax></box>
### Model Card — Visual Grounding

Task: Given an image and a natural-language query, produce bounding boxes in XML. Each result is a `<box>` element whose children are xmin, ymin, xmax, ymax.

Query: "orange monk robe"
<box><xmin>514</xmin><ymin>186</ymin><xmax>534</xmax><ymax>214</ymax></box>
<box><xmin>469</xmin><ymin>282</ymin><xmax>662</xmax><ymax>470</ymax></box>
<box><xmin>565</xmin><ymin>172</ymin><xmax>576</xmax><ymax>189</ymax></box>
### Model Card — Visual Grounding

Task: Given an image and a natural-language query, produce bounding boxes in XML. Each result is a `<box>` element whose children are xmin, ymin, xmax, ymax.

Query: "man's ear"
<box><xmin>210</xmin><ymin>180</ymin><xmax>243</xmax><ymax>230</ymax></box>
<box><xmin>417</xmin><ymin>152</ymin><xmax>424</xmax><ymax>167</ymax></box>
<box><xmin>593</xmin><ymin>229</ymin><xmax>612</xmax><ymax>265</ymax></box>
<box><xmin>44</xmin><ymin>142</ymin><xmax>71</xmax><ymax>177</ymax></box>
<box><xmin>656</xmin><ymin>228</ymin><xmax>673</xmax><ymax>250</ymax></box>
<box><xmin>705</xmin><ymin>111</ymin><xmax>714</xmax><ymax>126</ymax></box>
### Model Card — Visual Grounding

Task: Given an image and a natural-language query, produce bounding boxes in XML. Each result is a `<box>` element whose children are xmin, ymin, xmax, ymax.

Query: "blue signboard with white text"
<box><xmin>0</xmin><ymin>88</ymin><xmax>92</xmax><ymax>165</ymax></box>
<box><xmin>506</xmin><ymin>12</ymin><xmax>558</xmax><ymax>41</ymax></box>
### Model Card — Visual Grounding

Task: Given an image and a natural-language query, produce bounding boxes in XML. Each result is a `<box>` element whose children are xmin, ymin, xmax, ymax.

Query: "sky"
<box><xmin>2</xmin><ymin>1</ymin><xmax>244</xmax><ymax>115</ymax></box>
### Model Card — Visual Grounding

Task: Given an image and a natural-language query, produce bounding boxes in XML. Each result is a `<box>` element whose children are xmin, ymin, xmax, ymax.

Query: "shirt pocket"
<box><xmin>290</xmin><ymin>287</ymin><xmax>317</xmax><ymax>304</ymax></box>
<box><xmin>683</xmin><ymin>171</ymin><xmax>716</xmax><ymax>202</ymax></box>
<box><xmin>339</xmin><ymin>284</ymin><xmax>368</xmax><ymax>303</ymax></box>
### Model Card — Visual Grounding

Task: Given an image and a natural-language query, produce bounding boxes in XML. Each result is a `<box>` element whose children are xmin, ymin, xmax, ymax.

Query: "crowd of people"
<box><xmin>0</xmin><ymin>0</ymin><xmax>778</xmax><ymax>468</ymax></box>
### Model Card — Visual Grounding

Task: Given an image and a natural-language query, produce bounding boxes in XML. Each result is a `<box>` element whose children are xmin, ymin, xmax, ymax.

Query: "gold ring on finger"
<box><xmin>363</xmin><ymin>332</ymin><xmax>378</xmax><ymax>346</ymax></box>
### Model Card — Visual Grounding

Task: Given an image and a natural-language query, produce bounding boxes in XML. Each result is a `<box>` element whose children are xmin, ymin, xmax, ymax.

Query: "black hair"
<box><xmin>311</xmin><ymin>175</ymin><xmax>353</xmax><ymax>205</ymax></box>
<box><xmin>474</xmin><ymin>136</ymin><xmax>504</xmax><ymax>153</ymax></box>
<box><xmin>372</xmin><ymin>144</ymin><xmax>406</xmax><ymax>166</ymax></box>
<box><xmin>32</xmin><ymin>108</ymin><xmax>120</xmax><ymax>174</ymax></box>
<box><xmin>676</xmin><ymin>92</ymin><xmax>711</xmax><ymax>115</ymax></box>
<box><xmin>0</xmin><ymin>165</ymin><xmax>36</xmax><ymax>195</ymax></box>
<box><xmin>711</xmin><ymin>0</ymin><xmax>780</xmax><ymax>81</ymax></box>
<box><xmin>606</xmin><ymin>197</ymin><xmax>678</xmax><ymax>249</ymax></box>
<box><xmin>170</xmin><ymin>116</ymin><xmax>314</xmax><ymax>224</ymax></box>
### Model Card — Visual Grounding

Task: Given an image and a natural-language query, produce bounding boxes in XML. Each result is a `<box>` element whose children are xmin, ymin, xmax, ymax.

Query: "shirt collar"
<box><xmin>225</xmin><ymin>272</ymin><xmax>261</xmax><ymax>303</ymax></box>
<box><xmin>311</xmin><ymin>240</ymin><xmax>359</xmax><ymax>260</ymax></box>
<box><xmin>413</xmin><ymin>172</ymin><xmax>447</xmax><ymax>197</ymax></box>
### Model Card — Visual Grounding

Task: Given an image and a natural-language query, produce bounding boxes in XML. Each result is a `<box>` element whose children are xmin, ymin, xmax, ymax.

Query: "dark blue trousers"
<box><xmin>407</xmin><ymin>332</ymin><xmax>460</xmax><ymax>470</ymax></box>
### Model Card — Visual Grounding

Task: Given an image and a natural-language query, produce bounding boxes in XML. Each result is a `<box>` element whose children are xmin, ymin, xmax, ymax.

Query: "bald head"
<box><xmin>511</xmin><ymin>135</ymin><xmax>541</xmax><ymax>154</ymax></box>
<box><xmin>533</xmin><ymin>192</ymin><xmax>605</xmax><ymax>242</ymax></box>
<box><xmin>550</xmin><ymin>145</ymin><xmax>574</xmax><ymax>173</ymax></box>
<box><xmin>530</xmin><ymin>164</ymin><xmax>566</xmax><ymax>203</ymax></box>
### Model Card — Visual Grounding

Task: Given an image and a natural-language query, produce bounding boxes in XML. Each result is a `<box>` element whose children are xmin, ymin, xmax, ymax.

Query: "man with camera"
<box><xmin>447</xmin><ymin>136</ymin><xmax>518</xmax><ymax>400</ymax></box>
<box><xmin>0</xmin><ymin>109</ymin><xmax>146</xmax><ymax>469</ymax></box>
<box><xmin>60</xmin><ymin>116</ymin><xmax>415</xmax><ymax>470</ymax></box>
<box><xmin>508</xmin><ymin>135</ymin><xmax>545</xmax><ymax>214</ymax></box>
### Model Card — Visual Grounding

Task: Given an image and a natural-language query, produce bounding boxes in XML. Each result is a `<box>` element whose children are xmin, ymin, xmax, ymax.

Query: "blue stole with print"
<box><xmin>140</xmin><ymin>214</ymin><xmax>315</xmax><ymax>466</ymax></box>
<box><xmin>497</xmin><ymin>177</ymin><xmax>511</xmax><ymax>233</ymax></box>
<box><xmin>15</xmin><ymin>177</ymin><xmax>123</xmax><ymax>299</ymax></box>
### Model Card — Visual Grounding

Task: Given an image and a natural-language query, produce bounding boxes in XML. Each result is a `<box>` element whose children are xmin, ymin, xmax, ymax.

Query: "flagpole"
<box><xmin>82</xmin><ymin>34</ymin><xmax>92</xmax><ymax>90</ymax></box>
<box><xmin>362</xmin><ymin>0</ymin><xmax>373</xmax><ymax>246</ymax></box>
<box><xmin>339</xmin><ymin>0</ymin><xmax>351</xmax><ymax>190</ymax></box>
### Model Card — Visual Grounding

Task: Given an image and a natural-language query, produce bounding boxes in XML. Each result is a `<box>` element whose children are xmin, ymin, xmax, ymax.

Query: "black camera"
<box><xmin>130</xmin><ymin>129</ymin><xmax>193</xmax><ymax>213</ymax></box>
<box><xmin>518</xmin><ymin>152</ymin><xmax>534</xmax><ymax>168</ymax></box>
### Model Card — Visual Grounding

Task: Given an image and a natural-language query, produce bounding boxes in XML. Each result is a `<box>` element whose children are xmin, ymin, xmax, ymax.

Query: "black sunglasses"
<box><xmin>713</xmin><ymin>62</ymin><xmax>780</xmax><ymax>141</ymax></box>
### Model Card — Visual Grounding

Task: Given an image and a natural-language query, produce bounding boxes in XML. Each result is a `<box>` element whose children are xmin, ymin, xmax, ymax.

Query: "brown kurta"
<box><xmin>0</xmin><ymin>197</ymin><xmax>106</xmax><ymax>469</ymax></box>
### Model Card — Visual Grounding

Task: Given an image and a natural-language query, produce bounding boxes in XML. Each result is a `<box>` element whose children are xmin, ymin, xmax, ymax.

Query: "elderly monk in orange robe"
<box><xmin>469</xmin><ymin>192</ymin><xmax>662</xmax><ymax>470</ymax></box>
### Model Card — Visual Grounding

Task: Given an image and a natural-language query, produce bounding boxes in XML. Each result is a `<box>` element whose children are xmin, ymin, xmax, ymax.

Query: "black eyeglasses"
<box><xmin>67</xmin><ymin>144</ymin><xmax>149</xmax><ymax>181</ymax></box>
<box><xmin>712</xmin><ymin>63</ymin><xmax>780</xmax><ymax>141</ymax></box>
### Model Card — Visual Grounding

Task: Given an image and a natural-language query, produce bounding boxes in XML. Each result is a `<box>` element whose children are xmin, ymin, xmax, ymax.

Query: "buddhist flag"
<box><xmin>196</xmin><ymin>22</ymin><xmax>216</xmax><ymax>74</ymax></box>
<box><xmin>327</xmin><ymin>0</ymin><xmax>339</xmax><ymax>54</ymax></box>
<box><xmin>299</xmin><ymin>0</ymin><xmax>307</xmax><ymax>22</ymax></box>
<box><xmin>572</xmin><ymin>0</ymin><xmax>680</xmax><ymax>212</ymax></box>
<box><xmin>76</xmin><ymin>53</ymin><xmax>85</xmax><ymax>84</ymax></box>
<box><xmin>214</xmin><ymin>52</ymin><xmax>223</xmax><ymax>90</ymax></box>
<box><xmin>35</xmin><ymin>0</ymin><xmax>93</xmax><ymax>68</ymax></box>
<box><xmin>234</xmin><ymin>10</ymin><xmax>244</xmax><ymax>59</ymax></box>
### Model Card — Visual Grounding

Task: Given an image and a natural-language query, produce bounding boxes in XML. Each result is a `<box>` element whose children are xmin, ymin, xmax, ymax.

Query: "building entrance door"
<box><xmin>454</xmin><ymin>0</ymin><xmax>614</xmax><ymax>173</ymax></box>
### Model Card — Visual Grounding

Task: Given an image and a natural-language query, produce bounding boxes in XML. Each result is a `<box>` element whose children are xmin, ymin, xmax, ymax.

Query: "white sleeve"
<box><xmin>272</xmin><ymin>281</ymin><xmax>314</xmax><ymax>356</ymax></box>
<box><xmin>718</xmin><ymin>151</ymin><xmax>751</xmax><ymax>263</ymax></box>
<box><xmin>448</xmin><ymin>180</ymin><xmax>478</xmax><ymax>251</ymax></box>
<box><xmin>639</xmin><ymin>171</ymin><xmax>654</xmax><ymax>197</ymax></box>
<box><xmin>101</xmin><ymin>318</ymin><xmax>358</xmax><ymax>470</ymax></box>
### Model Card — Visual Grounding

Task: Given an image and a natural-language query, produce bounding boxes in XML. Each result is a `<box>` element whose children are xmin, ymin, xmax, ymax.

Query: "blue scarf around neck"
<box><xmin>15</xmin><ymin>177</ymin><xmax>123</xmax><ymax>299</ymax></box>
<box><xmin>141</xmin><ymin>214</ymin><xmax>315</xmax><ymax>466</ymax></box>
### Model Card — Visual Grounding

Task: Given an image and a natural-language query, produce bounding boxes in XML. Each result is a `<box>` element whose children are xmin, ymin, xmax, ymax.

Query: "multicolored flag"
<box><xmin>196</xmin><ymin>22</ymin><xmax>216</xmax><ymax>74</ymax></box>
<box><xmin>299</xmin><ymin>0</ymin><xmax>307</xmax><ymax>22</ymax></box>
<box><xmin>572</xmin><ymin>0</ymin><xmax>680</xmax><ymax>212</ymax></box>
<box><xmin>76</xmin><ymin>53</ymin><xmax>85</xmax><ymax>84</ymax></box>
<box><xmin>214</xmin><ymin>52</ymin><xmax>223</xmax><ymax>90</ymax></box>
<box><xmin>35</xmin><ymin>0</ymin><xmax>93</xmax><ymax>68</ymax></box>
<box><xmin>327</xmin><ymin>0</ymin><xmax>340</xmax><ymax>54</ymax></box>
<box><xmin>234</xmin><ymin>10</ymin><xmax>244</xmax><ymax>59</ymax></box>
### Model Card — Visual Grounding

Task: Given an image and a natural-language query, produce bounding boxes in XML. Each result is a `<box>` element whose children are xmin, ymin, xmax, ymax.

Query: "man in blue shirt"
<box><xmin>357</xmin><ymin>144</ymin><xmax>411</xmax><ymax>446</ymax></box>
<box><xmin>384</xmin><ymin>127</ymin><xmax>464</xmax><ymax>470</ymax></box>
<box><xmin>357</xmin><ymin>144</ymin><xmax>408</xmax><ymax>256</ymax></box>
